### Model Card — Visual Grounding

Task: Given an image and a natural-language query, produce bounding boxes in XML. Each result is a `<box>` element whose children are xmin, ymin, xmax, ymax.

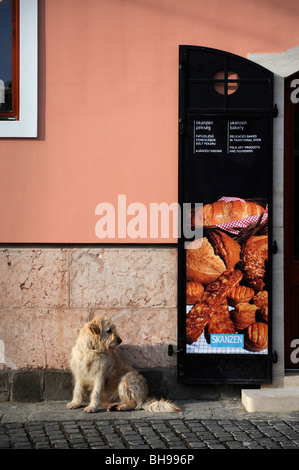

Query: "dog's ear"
<box><xmin>89</xmin><ymin>322</ymin><xmax>101</xmax><ymax>336</ymax></box>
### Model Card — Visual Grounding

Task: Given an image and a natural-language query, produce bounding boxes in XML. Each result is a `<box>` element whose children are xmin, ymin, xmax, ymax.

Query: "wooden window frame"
<box><xmin>0</xmin><ymin>0</ymin><xmax>20</xmax><ymax>120</ymax></box>
<box><xmin>0</xmin><ymin>0</ymin><xmax>38</xmax><ymax>138</ymax></box>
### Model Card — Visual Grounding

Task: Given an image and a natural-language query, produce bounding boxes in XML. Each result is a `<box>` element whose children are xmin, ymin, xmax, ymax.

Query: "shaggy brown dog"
<box><xmin>67</xmin><ymin>315</ymin><xmax>181</xmax><ymax>413</ymax></box>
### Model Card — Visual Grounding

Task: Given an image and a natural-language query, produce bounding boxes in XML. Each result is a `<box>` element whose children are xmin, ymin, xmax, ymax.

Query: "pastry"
<box><xmin>259</xmin><ymin>305</ymin><xmax>268</xmax><ymax>324</ymax></box>
<box><xmin>186</xmin><ymin>302</ymin><xmax>208</xmax><ymax>345</ymax></box>
<box><xmin>203</xmin><ymin>268</ymin><xmax>243</xmax><ymax>314</ymax></box>
<box><xmin>253</xmin><ymin>290</ymin><xmax>268</xmax><ymax>308</ymax></box>
<box><xmin>230</xmin><ymin>302</ymin><xmax>258</xmax><ymax>330</ymax></box>
<box><xmin>186</xmin><ymin>281</ymin><xmax>204</xmax><ymax>305</ymax></box>
<box><xmin>253</xmin><ymin>291</ymin><xmax>268</xmax><ymax>323</ymax></box>
<box><xmin>186</xmin><ymin>268</ymin><xmax>243</xmax><ymax>344</ymax></box>
<box><xmin>244</xmin><ymin>322</ymin><xmax>268</xmax><ymax>351</ymax></box>
<box><xmin>239</xmin><ymin>235</ymin><xmax>268</xmax><ymax>292</ymax></box>
<box><xmin>228</xmin><ymin>285</ymin><xmax>255</xmax><ymax>306</ymax></box>
<box><xmin>205</xmin><ymin>301</ymin><xmax>235</xmax><ymax>343</ymax></box>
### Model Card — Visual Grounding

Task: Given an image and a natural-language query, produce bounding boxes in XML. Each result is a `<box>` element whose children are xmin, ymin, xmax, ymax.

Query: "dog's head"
<box><xmin>82</xmin><ymin>315</ymin><xmax>122</xmax><ymax>352</ymax></box>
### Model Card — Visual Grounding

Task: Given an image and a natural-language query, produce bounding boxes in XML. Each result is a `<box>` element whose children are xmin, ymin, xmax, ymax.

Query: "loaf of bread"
<box><xmin>207</xmin><ymin>230</ymin><xmax>241</xmax><ymax>269</ymax></box>
<box><xmin>203</xmin><ymin>200</ymin><xmax>265</xmax><ymax>226</ymax></box>
<box><xmin>186</xmin><ymin>238</ymin><xmax>226</xmax><ymax>284</ymax></box>
<box><xmin>191</xmin><ymin>200</ymin><xmax>265</xmax><ymax>227</ymax></box>
<box><xmin>186</xmin><ymin>232</ymin><xmax>241</xmax><ymax>285</ymax></box>
<box><xmin>186</xmin><ymin>281</ymin><xmax>204</xmax><ymax>305</ymax></box>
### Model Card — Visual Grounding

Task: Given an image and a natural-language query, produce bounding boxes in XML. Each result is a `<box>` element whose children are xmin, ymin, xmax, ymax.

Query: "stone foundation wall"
<box><xmin>0</xmin><ymin>369</ymin><xmax>243</xmax><ymax>402</ymax></box>
<box><xmin>0</xmin><ymin>246</ymin><xmax>177</xmax><ymax>371</ymax></box>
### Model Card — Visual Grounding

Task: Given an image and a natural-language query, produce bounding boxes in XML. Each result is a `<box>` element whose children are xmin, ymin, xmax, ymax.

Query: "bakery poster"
<box><xmin>185</xmin><ymin>117</ymin><xmax>270</xmax><ymax>355</ymax></box>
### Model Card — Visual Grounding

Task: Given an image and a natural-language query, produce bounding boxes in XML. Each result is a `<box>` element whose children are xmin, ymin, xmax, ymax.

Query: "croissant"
<box><xmin>186</xmin><ymin>281</ymin><xmax>204</xmax><ymax>305</ymax></box>
<box><xmin>244</xmin><ymin>322</ymin><xmax>268</xmax><ymax>351</ymax></box>
<box><xmin>228</xmin><ymin>285</ymin><xmax>255</xmax><ymax>306</ymax></box>
<box><xmin>196</xmin><ymin>200</ymin><xmax>265</xmax><ymax>226</ymax></box>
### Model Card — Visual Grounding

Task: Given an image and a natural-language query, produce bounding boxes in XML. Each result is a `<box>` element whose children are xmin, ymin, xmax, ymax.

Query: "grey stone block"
<box><xmin>0</xmin><ymin>371</ymin><xmax>10</xmax><ymax>401</ymax></box>
<box><xmin>44</xmin><ymin>370</ymin><xmax>73</xmax><ymax>401</ymax></box>
<box><xmin>0</xmin><ymin>368</ymin><xmax>244</xmax><ymax>403</ymax></box>
<box><xmin>11</xmin><ymin>370</ymin><xmax>44</xmax><ymax>402</ymax></box>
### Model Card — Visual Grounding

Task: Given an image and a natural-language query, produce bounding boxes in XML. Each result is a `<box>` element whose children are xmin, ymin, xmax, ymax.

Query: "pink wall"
<box><xmin>1</xmin><ymin>0</ymin><xmax>299</xmax><ymax>243</ymax></box>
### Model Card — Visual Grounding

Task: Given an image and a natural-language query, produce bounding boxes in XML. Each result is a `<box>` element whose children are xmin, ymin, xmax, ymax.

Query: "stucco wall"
<box><xmin>1</xmin><ymin>0</ymin><xmax>299</xmax><ymax>243</ymax></box>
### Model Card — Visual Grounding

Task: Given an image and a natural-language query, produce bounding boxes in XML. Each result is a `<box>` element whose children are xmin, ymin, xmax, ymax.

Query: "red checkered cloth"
<box><xmin>216</xmin><ymin>197</ymin><xmax>268</xmax><ymax>235</ymax></box>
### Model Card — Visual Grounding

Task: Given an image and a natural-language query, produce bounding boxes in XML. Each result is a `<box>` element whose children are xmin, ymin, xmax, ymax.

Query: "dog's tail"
<box><xmin>141</xmin><ymin>398</ymin><xmax>181</xmax><ymax>413</ymax></box>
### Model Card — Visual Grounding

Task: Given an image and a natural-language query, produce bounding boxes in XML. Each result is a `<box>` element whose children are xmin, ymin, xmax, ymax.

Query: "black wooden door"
<box><xmin>284</xmin><ymin>73</ymin><xmax>299</xmax><ymax>370</ymax></box>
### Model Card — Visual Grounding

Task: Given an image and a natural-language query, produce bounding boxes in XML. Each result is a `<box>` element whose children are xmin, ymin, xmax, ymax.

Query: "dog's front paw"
<box><xmin>67</xmin><ymin>402</ymin><xmax>81</xmax><ymax>410</ymax></box>
<box><xmin>84</xmin><ymin>405</ymin><xmax>97</xmax><ymax>413</ymax></box>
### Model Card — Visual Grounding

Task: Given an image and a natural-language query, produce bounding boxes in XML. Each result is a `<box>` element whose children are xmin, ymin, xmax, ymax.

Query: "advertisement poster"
<box><xmin>185</xmin><ymin>117</ymin><xmax>269</xmax><ymax>356</ymax></box>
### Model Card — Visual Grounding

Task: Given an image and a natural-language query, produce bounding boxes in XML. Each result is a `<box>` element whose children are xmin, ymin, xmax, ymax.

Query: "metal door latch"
<box><xmin>168</xmin><ymin>345</ymin><xmax>183</xmax><ymax>356</ymax></box>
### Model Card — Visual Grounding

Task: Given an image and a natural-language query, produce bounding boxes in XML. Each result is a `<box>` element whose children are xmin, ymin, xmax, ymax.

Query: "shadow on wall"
<box><xmin>118</xmin><ymin>343</ymin><xmax>176</xmax><ymax>369</ymax></box>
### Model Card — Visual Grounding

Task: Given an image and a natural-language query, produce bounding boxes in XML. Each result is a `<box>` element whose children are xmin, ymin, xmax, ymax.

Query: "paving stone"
<box><xmin>1</xmin><ymin>416</ymin><xmax>299</xmax><ymax>449</ymax></box>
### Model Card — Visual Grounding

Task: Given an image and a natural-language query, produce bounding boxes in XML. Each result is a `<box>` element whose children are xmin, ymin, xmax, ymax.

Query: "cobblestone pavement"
<box><xmin>1</xmin><ymin>400</ymin><xmax>299</xmax><ymax>450</ymax></box>
<box><xmin>2</xmin><ymin>417</ymin><xmax>299</xmax><ymax>449</ymax></box>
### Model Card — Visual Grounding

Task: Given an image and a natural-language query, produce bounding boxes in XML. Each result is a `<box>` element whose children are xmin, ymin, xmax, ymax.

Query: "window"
<box><xmin>0</xmin><ymin>0</ymin><xmax>19</xmax><ymax>120</ymax></box>
<box><xmin>0</xmin><ymin>0</ymin><xmax>38</xmax><ymax>137</ymax></box>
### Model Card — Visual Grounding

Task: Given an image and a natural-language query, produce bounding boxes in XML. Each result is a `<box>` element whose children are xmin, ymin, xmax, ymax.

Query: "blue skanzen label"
<box><xmin>210</xmin><ymin>334</ymin><xmax>244</xmax><ymax>348</ymax></box>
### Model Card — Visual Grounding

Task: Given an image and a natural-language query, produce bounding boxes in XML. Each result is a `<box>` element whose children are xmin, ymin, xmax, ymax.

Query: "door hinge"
<box><xmin>179</xmin><ymin>52</ymin><xmax>186</xmax><ymax>70</ymax></box>
<box><xmin>273</xmin><ymin>104</ymin><xmax>278</xmax><ymax>117</ymax></box>
<box><xmin>272</xmin><ymin>240</ymin><xmax>278</xmax><ymax>254</ymax></box>
<box><xmin>272</xmin><ymin>350</ymin><xmax>278</xmax><ymax>363</ymax></box>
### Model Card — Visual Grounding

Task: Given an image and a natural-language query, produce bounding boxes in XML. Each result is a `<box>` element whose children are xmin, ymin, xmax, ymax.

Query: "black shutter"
<box><xmin>177</xmin><ymin>46</ymin><xmax>274</xmax><ymax>383</ymax></box>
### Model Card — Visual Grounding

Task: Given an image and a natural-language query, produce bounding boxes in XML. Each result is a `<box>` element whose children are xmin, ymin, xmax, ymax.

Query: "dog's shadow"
<box><xmin>117</xmin><ymin>344</ymin><xmax>176</xmax><ymax>397</ymax></box>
